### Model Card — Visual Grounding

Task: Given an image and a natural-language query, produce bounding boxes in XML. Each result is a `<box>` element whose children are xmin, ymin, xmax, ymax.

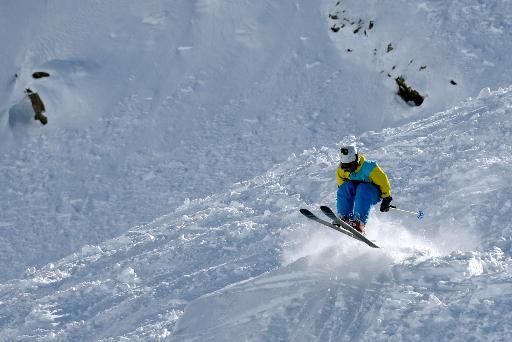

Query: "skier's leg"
<box><xmin>336</xmin><ymin>181</ymin><xmax>357</xmax><ymax>219</ymax></box>
<box><xmin>353</xmin><ymin>183</ymin><xmax>381</xmax><ymax>224</ymax></box>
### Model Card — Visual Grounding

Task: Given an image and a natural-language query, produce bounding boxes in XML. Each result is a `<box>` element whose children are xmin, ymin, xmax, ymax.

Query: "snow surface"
<box><xmin>1</xmin><ymin>86</ymin><xmax>511</xmax><ymax>340</ymax></box>
<box><xmin>1</xmin><ymin>0</ymin><xmax>512</xmax><ymax>340</ymax></box>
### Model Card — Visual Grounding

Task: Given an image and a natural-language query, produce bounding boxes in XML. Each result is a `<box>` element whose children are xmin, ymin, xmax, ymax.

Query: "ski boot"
<box><xmin>349</xmin><ymin>220</ymin><xmax>365</xmax><ymax>234</ymax></box>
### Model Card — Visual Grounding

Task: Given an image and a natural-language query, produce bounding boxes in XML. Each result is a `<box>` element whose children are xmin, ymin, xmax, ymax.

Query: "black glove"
<box><xmin>380</xmin><ymin>196</ymin><xmax>392</xmax><ymax>212</ymax></box>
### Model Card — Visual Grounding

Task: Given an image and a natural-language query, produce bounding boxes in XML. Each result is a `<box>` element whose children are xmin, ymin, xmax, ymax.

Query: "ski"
<box><xmin>299</xmin><ymin>208</ymin><xmax>357</xmax><ymax>240</ymax></box>
<box><xmin>320</xmin><ymin>205</ymin><xmax>347</xmax><ymax>226</ymax></box>
<box><xmin>319</xmin><ymin>206</ymin><xmax>379</xmax><ymax>248</ymax></box>
<box><xmin>300</xmin><ymin>207</ymin><xmax>379</xmax><ymax>248</ymax></box>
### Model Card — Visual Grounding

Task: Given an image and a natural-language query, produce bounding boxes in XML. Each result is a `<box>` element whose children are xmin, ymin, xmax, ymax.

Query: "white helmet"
<box><xmin>340</xmin><ymin>145</ymin><xmax>358</xmax><ymax>164</ymax></box>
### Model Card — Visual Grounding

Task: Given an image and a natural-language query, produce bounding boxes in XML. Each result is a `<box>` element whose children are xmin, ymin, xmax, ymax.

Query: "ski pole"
<box><xmin>389</xmin><ymin>205</ymin><xmax>424</xmax><ymax>219</ymax></box>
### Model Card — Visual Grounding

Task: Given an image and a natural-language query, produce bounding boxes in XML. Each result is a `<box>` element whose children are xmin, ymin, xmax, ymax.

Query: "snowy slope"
<box><xmin>1</xmin><ymin>0</ymin><xmax>512</xmax><ymax>281</ymax></box>
<box><xmin>1</xmin><ymin>86</ymin><xmax>511</xmax><ymax>340</ymax></box>
<box><xmin>1</xmin><ymin>0</ymin><xmax>354</xmax><ymax>280</ymax></box>
<box><xmin>327</xmin><ymin>0</ymin><xmax>512</xmax><ymax>127</ymax></box>
<box><xmin>174</xmin><ymin>86</ymin><xmax>512</xmax><ymax>341</ymax></box>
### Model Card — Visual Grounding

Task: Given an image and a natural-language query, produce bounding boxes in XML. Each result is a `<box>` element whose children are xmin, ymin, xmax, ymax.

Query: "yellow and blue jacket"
<box><xmin>336</xmin><ymin>155</ymin><xmax>391</xmax><ymax>198</ymax></box>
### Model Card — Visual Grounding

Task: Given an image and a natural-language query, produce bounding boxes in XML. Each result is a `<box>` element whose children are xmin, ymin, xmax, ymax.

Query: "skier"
<box><xmin>335</xmin><ymin>145</ymin><xmax>392</xmax><ymax>233</ymax></box>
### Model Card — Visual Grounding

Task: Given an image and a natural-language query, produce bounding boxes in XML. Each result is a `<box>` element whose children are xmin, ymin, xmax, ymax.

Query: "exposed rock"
<box><xmin>32</xmin><ymin>71</ymin><xmax>50</xmax><ymax>79</ymax></box>
<box><xmin>386</xmin><ymin>43</ymin><xmax>394</xmax><ymax>53</ymax></box>
<box><xmin>395</xmin><ymin>76</ymin><xmax>424</xmax><ymax>106</ymax></box>
<box><xmin>25</xmin><ymin>88</ymin><xmax>48</xmax><ymax>125</ymax></box>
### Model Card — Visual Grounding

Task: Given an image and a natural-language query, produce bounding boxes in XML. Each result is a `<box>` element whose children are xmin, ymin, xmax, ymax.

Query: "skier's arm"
<box><xmin>369</xmin><ymin>165</ymin><xmax>391</xmax><ymax>198</ymax></box>
<box><xmin>336</xmin><ymin>167</ymin><xmax>348</xmax><ymax>187</ymax></box>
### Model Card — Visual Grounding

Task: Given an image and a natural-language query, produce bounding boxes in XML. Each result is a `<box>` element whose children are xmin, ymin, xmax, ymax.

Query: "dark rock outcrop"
<box><xmin>25</xmin><ymin>88</ymin><xmax>48</xmax><ymax>125</ymax></box>
<box><xmin>32</xmin><ymin>71</ymin><xmax>50</xmax><ymax>79</ymax></box>
<box><xmin>395</xmin><ymin>76</ymin><xmax>424</xmax><ymax>106</ymax></box>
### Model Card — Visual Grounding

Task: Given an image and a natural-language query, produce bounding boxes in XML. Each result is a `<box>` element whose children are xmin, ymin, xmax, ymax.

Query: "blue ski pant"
<box><xmin>336</xmin><ymin>181</ymin><xmax>381</xmax><ymax>224</ymax></box>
